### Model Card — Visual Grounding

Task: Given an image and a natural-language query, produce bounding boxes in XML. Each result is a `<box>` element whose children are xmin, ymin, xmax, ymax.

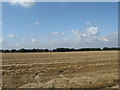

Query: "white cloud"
<box><xmin>71</xmin><ymin>30</ymin><xmax>86</xmax><ymax>37</ymax></box>
<box><xmin>8</xmin><ymin>33</ymin><xmax>15</xmax><ymax>38</ymax></box>
<box><xmin>32</xmin><ymin>38</ymin><xmax>38</xmax><ymax>46</ymax></box>
<box><xmin>52</xmin><ymin>31</ymin><xmax>64</xmax><ymax>35</ymax></box>
<box><xmin>104</xmin><ymin>33</ymin><xmax>118</xmax><ymax>44</ymax></box>
<box><xmin>0</xmin><ymin>38</ymin><xmax>8</xmax><ymax>49</ymax></box>
<box><xmin>103</xmin><ymin>38</ymin><xmax>109</xmax><ymax>43</ymax></box>
<box><xmin>71</xmin><ymin>28</ymin><xmax>117</xmax><ymax>48</ymax></box>
<box><xmin>82</xmin><ymin>34</ymin><xmax>86</xmax><ymax>37</ymax></box>
<box><xmin>100</xmin><ymin>38</ymin><xmax>110</xmax><ymax>43</ymax></box>
<box><xmin>71</xmin><ymin>29</ymin><xmax>79</xmax><ymax>35</ymax></box>
<box><xmin>35</xmin><ymin>22</ymin><xmax>39</xmax><ymax>25</ymax></box>
<box><xmin>4</xmin><ymin>32</ymin><xmax>118</xmax><ymax>49</ymax></box>
<box><xmin>42</xmin><ymin>33</ymin><xmax>117</xmax><ymax>49</ymax></box>
<box><xmin>9</xmin><ymin>0</ymin><xmax>35</xmax><ymax>8</ymax></box>
<box><xmin>87</xmin><ymin>26</ymin><xmax>99</xmax><ymax>36</ymax></box>
<box><xmin>3</xmin><ymin>23</ymin><xmax>118</xmax><ymax>49</ymax></box>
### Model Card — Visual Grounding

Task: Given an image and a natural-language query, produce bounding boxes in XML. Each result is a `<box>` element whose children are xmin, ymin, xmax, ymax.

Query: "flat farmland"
<box><xmin>2</xmin><ymin>51</ymin><xmax>119</xmax><ymax>88</ymax></box>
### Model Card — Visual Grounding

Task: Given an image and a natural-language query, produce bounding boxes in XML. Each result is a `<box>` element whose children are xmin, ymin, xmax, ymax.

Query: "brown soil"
<box><xmin>2</xmin><ymin>51</ymin><xmax>119</xmax><ymax>88</ymax></box>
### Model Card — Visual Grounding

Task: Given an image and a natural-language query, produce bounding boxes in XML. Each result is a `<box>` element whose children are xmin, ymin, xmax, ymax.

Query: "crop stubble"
<box><xmin>2</xmin><ymin>51</ymin><xmax>119</xmax><ymax>88</ymax></box>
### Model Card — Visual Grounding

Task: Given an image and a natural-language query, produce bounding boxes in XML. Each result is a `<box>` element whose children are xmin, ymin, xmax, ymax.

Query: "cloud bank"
<box><xmin>3</xmin><ymin>27</ymin><xmax>118</xmax><ymax>49</ymax></box>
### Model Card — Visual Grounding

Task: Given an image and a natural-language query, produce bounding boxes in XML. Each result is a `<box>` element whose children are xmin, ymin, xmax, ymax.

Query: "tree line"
<box><xmin>0</xmin><ymin>47</ymin><xmax>120</xmax><ymax>53</ymax></box>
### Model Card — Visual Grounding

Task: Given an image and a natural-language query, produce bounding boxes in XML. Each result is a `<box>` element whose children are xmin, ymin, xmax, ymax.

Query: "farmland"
<box><xmin>2</xmin><ymin>51</ymin><xmax>119</xmax><ymax>88</ymax></box>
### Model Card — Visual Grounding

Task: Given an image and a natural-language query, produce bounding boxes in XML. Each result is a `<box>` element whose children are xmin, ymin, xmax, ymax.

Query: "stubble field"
<box><xmin>2</xmin><ymin>51</ymin><xmax>119</xmax><ymax>88</ymax></box>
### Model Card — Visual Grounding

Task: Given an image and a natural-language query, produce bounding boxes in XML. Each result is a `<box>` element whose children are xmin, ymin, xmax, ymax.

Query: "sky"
<box><xmin>1</xmin><ymin>1</ymin><xmax>118</xmax><ymax>49</ymax></box>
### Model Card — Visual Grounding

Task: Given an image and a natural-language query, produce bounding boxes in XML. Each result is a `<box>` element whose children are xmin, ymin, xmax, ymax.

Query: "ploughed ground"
<box><xmin>2</xmin><ymin>51</ymin><xmax>119</xmax><ymax>88</ymax></box>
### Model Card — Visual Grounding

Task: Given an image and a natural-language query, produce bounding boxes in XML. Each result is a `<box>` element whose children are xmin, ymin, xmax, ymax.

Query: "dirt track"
<box><xmin>2</xmin><ymin>51</ymin><xmax>119</xmax><ymax>88</ymax></box>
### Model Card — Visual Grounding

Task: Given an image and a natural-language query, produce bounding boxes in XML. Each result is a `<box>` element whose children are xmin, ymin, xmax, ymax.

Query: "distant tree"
<box><xmin>0</xmin><ymin>49</ymin><xmax>3</xmax><ymax>53</ymax></box>
<box><xmin>103</xmin><ymin>47</ymin><xmax>109</xmax><ymax>50</ymax></box>
<box><xmin>19</xmin><ymin>48</ymin><xmax>26</xmax><ymax>52</ymax></box>
<box><xmin>1</xmin><ymin>47</ymin><xmax>120</xmax><ymax>53</ymax></box>
<box><xmin>44</xmin><ymin>49</ymin><xmax>49</xmax><ymax>52</ymax></box>
<box><xmin>4</xmin><ymin>49</ymin><xmax>10</xmax><ymax>53</ymax></box>
<box><xmin>11</xmin><ymin>49</ymin><xmax>17</xmax><ymax>52</ymax></box>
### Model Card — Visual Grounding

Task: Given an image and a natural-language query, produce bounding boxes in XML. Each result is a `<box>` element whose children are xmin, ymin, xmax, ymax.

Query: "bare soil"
<box><xmin>2</xmin><ymin>51</ymin><xmax>119</xmax><ymax>88</ymax></box>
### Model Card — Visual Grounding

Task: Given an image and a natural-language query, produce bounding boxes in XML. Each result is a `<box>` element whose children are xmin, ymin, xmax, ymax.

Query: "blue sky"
<box><xmin>1</xmin><ymin>2</ymin><xmax>118</xmax><ymax>49</ymax></box>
